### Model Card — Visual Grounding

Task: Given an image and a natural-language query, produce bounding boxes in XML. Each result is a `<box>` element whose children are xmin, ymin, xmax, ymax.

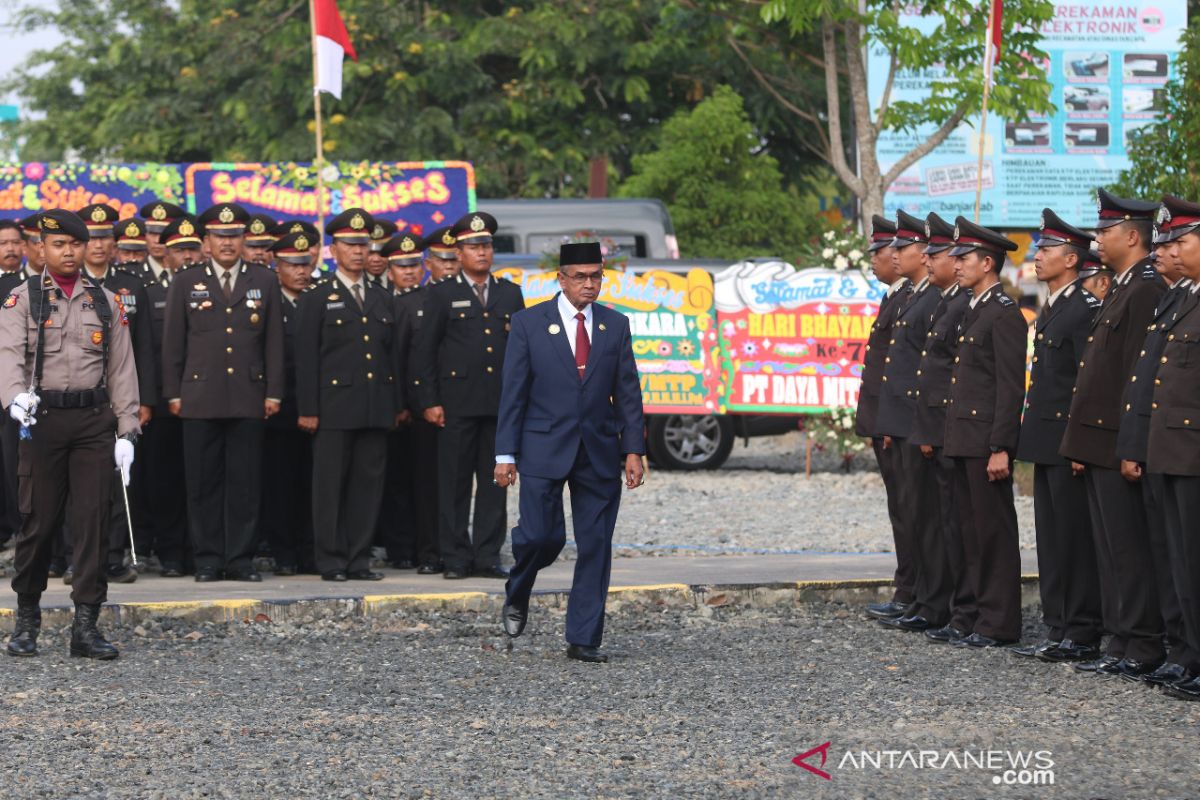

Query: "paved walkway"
<box><xmin>0</xmin><ymin>550</ymin><xmax>1040</xmax><ymax>609</ymax></box>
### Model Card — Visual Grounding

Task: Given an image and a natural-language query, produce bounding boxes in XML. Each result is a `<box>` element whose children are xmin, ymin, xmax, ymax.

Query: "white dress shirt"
<box><xmin>497</xmin><ymin>293</ymin><xmax>595</xmax><ymax>465</ymax></box>
<box><xmin>336</xmin><ymin>270</ymin><xmax>365</xmax><ymax>303</ymax></box>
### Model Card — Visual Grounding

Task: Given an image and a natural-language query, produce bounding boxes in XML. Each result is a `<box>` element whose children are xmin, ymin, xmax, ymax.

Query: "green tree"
<box><xmin>1111</xmin><ymin>14</ymin><xmax>1200</xmax><ymax>197</ymax></box>
<box><xmin>619</xmin><ymin>85</ymin><xmax>819</xmax><ymax>260</ymax></box>
<box><xmin>756</xmin><ymin>0</ymin><xmax>1056</xmax><ymax>225</ymax></box>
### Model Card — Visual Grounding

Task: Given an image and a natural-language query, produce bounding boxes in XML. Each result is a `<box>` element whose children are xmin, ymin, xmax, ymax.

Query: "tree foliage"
<box><xmin>619</xmin><ymin>85</ymin><xmax>821</xmax><ymax>260</ymax></box>
<box><xmin>1111</xmin><ymin>14</ymin><xmax>1200</xmax><ymax>198</ymax></box>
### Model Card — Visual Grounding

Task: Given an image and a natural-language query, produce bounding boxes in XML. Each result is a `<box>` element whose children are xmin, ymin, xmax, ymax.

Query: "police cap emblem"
<box><xmin>151</xmin><ymin>204</ymin><xmax>167</xmax><ymax>221</ymax></box>
<box><xmin>179</xmin><ymin>220</ymin><xmax>196</xmax><ymax>236</ymax></box>
<box><xmin>350</xmin><ymin>213</ymin><xmax>366</xmax><ymax>230</ymax></box>
<box><xmin>250</xmin><ymin>218</ymin><xmax>266</xmax><ymax>235</ymax></box>
<box><xmin>295</xmin><ymin>235</ymin><xmax>309</xmax><ymax>251</ymax></box>
<box><xmin>91</xmin><ymin>206</ymin><xmax>108</xmax><ymax>223</ymax></box>
<box><xmin>470</xmin><ymin>215</ymin><xmax>485</xmax><ymax>232</ymax></box>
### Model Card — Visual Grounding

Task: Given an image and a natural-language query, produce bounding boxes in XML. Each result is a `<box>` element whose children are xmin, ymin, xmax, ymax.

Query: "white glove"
<box><xmin>10</xmin><ymin>392</ymin><xmax>38</xmax><ymax>426</ymax></box>
<box><xmin>114</xmin><ymin>438</ymin><xmax>135</xmax><ymax>486</ymax></box>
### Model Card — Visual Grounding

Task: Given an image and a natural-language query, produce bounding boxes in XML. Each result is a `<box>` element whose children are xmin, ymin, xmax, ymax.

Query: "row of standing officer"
<box><xmin>856</xmin><ymin>191</ymin><xmax>1200</xmax><ymax>702</ymax></box>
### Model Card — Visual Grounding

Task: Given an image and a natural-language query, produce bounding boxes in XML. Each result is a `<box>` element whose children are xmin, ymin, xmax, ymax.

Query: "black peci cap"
<box><xmin>560</xmin><ymin>241</ymin><xmax>603</xmax><ymax>267</ymax></box>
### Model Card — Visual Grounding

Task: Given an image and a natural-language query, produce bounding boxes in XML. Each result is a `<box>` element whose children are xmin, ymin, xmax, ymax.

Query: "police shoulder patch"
<box><xmin>1141</xmin><ymin>265</ymin><xmax>1159</xmax><ymax>279</ymax></box>
<box><xmin>995</xmin><ymin>293</ymin><xmax>1014</xmax><ymax>307</ymax></box>
<box><xmin>2</xmin><ymin>293</ymin><xmax>17</xmax><ymax>309</ymax></box>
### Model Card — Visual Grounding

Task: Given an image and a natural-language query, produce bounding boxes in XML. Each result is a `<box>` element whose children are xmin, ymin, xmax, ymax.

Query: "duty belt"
<box><xmin>38</xmin><ymin>388</ymin><xmax>110</xmax><ymax>409</ymax></box>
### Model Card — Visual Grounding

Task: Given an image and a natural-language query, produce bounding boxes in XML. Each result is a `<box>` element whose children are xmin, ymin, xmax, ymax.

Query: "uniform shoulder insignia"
<box><xmin>2</xmin><ymin>292</ymin><xmax>18</xmax><ymax>309</ymax></box>
<box><xmin>995</xmin><ymin>293</ymin><xmax>1014</xmax><ymax>307</ymax></box>
<box><xmin>1142</xmin><ymin>265</ymin><xmax>1158</xmax><ymax>279</ymax></box>
<box><xmin>1084</xmin><ymin>292</ymin><xmax>1101</xmax><ymax>306</ymax></box>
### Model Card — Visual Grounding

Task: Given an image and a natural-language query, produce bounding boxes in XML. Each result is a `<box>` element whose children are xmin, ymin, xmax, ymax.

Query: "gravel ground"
<box><xmin>0</xmin><ymin>431</ymin><xmax>1036</xmax><ymax>574</ymax></box>
<box><xmin>1</xmin><ymin>602</ymin><xmax>1195</xmax><ymax>799</ymax></box>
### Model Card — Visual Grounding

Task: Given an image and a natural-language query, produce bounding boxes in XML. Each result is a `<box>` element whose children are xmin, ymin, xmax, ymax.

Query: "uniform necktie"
<box><xmin>222</xmin><ymin>271</ymin><xmax>232</xmax><ymax>301</ymax></box>
<box><xmin>352</xmin><ymin>282</ymin><xmax>364</xmax><ymax>310</ymax></box>
<box><xmin>474</xmin><ymin>281</ymin><xmax>487</xmax><ymax>306</ymax></box>
<box><xmin>574</xmin><ymin>311</ymin><xmax>590</xmax><ymax>379</ymax></box>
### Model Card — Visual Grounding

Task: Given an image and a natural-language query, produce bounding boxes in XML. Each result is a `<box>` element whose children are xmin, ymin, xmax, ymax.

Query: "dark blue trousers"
<box><xmin>505</xmin><ymin>445</ymin><xmax>623</xmax><ymax>647</ymax></box>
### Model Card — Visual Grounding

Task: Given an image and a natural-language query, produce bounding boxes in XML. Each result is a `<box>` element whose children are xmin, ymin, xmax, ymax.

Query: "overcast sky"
<box><xmin>1</xmin><ymin>10</ymin><xmax>65</xmax><ymax>107</ymax></box>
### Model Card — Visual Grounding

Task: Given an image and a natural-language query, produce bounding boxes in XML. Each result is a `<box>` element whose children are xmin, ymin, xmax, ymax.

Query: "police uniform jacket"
<box><xmin>1015</xmin><ymin>280</ymin><xmax>1100</xmax><ymax>464</ymax></box>
<box><xmin>0</xmin><ymin>273</ymin><xmax>140</xmax><ymax>436</ymax></box>
<box><xmin>854</xmin><ymin>279</ymin><xmax>910</xmax><ymax>437</ymax></box>
<box><xmin>393</xmin><ymin>285</ymin><xmax>426</xmax><ymax>414</ymax></box>
<box><xmin>875</xmin><ymin>277</ymin><xmax>942</xmax><ymax>438</ymax></box>
<box><xmin>1060</xmin><ymin>259</ymin><xmax>1166</xmax><ymax>469</ymax></box>
<box><xmin>161</xmin><ymin>260</ymin><xmax>285</xmax><ymax>419</ymax></box>
<box><xmin>0</xmin><ymin>265</ymin><xmax>34</xmax><ymax>297</ymax></box>
<box><xmin>943</xmin><ymin>283</ymin><xmax>1027</xmax><ymax>459</ymax></box>
<box><xmin>1145</xmin><ymin>290</ymin><xmax>1200</xmax><ymax>475</ymax></box>
<box><xmin>294</xmin><ymin>276</ymin><xmax>399</xmax><ymax>430</ymax></box>
<box><xmin>267</xmin><ymin>293</ymin><xmax>303</xmax><ymax>430</ymax></box>
<box><xmin>89</xmin><ymin>265</ymin><xmax>158</xmax><ymax>408</ymax></box>
<box><xmin>139</xmin><ymin>264</ymin><xmax>173</xmax><ymax>411</ymax></box>
<box><xmin>413</xmin><ymin>273</ymin><xmax>526</xmax><ymax>417</ymax></box>
<box><xmin>911</xmin><ymin>284</ymin><xmax>970</xmax><ymax>448</ymax></box>
<box><xmin>1115</xmin><ymin>279</ymin><xmax>1192</xmax><ymax>465</ymax></box>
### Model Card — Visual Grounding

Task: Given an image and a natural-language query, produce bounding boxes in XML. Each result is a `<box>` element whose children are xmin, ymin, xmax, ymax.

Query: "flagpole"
<box><xmin>309</xmin><ymin>0</ymin><xmax>326</xmax><ymax>239</ymax></box>
<box><xmin>974</xmin><ymin>1</ymin><xmax>996</xmax><ymax>224</ymax></box>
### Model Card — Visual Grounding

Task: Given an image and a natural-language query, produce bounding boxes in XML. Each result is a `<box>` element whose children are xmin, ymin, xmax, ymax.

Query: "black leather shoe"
<box><xmin>954</xmin><ymin>632</ymin><xmax>1016</xmax><ymax>649</ymax></box>
<box><xmin>924</xmin><ymin>625</ymin><xmax>967</xmax><ymax>644</ymax></box>
<box><xmin>879</xmin><ymin>614</ymin><xmax>935</xmax><ymax>632</ymax></box>
<box><xmin>389</xmin><ymin>559</ymin><xmax>416</xmax><ymax>570</ymax></box>
<box><xmin>566</xmin><ymin>644</ymin><xmax>609</xmax><ymax>663</ymax></box>
<box><xmin>1011</xmin><ymin>639</ymin><xmax>1058</xmax><ymax>658</ymax></box>
<box><xmin>194</xmin><ymin>568</ymin><xmax>222</xmax><ymax>583</ymax></box>
<box><xmin>46</xmin><ymin>561</ymin><xmax>66</xmax><ymax>579</ymax></box>
<box><xmin>62</xmin><ymin>567</ymin><xmax>74</xmax><ymax>585</ymax></box>
<box><xmin>226</xmin><ymin>570</ymin><xmax>262</xmax><ymax>582</ymax></box>
<box><xmin>417</xmin><ymin>562</ymin><xmax>443</xmax><ymax>575</ymax></box>
<box><xmin>1138</xmin><ymin>662</ymin><xmax>1191</xmax><ymax>687</ymax></box>
<box><xmin>321</xmin><ymin>571</ymin><xmax>348</xmax><ymax>582</ymax></box>
<box><xmin>160</xmin><ymin>563</ymin><xmax>185</xmax><ymax>578</ymax></box>
<box><xmin>1037</xmin><ymin>639</ymin><xmax>1100</xmax><ymax>663</ymax></box>
<box><xmin>1074</xmin><ymin>654</ymin><xmax>1121</xmax><ymax>673</ymax></box>
<box><xmin>6</xmin><ymin>596</ymin><xmax>40</xmax><ymax>657</ymax></box>
<box><xmin>1113</xmin><ymin>657</ymin><xmax>1164</xmax><ymax>681</ymax></box>
<box><xmin>348</xmin><ymin>570</ymin><xmax>384</xmax><ymax>581</ymax></box>
<box><xmin>69</xmin><ymin>604</ymin><xmax>118</xmax><ymax>660</ymax></box>
<box><xmin>273</xmin><ymin>565</ymin><xmax>297</xmax><ymax>577</ymax></box>
<box><xmin>474</xmin><ymin>565</ymin><xmax>510</xmax><ymax>579</ymax></box>
<box><xmin>865</xmin><ymin>600</ymin><xmax>907</xmax><ymax>619</ymax></box>
<box><xmin>502</xmin><ymin>603</ymin><xmax>527</xmax><ymax>637</ymax></box>
<box><xmin>443</xmin><ymin>569</ymin><xmax>468</xmax><ymax>580</ymax></box>
<box><xmin>107</xmin><ymin>564</ymin><xmax>138</xmax><ymax>584</ymax></box>
<box><xmin>1162</xmin><ymin>675</ymin><xmax>1200</xmax><ymax>701</ymax></box>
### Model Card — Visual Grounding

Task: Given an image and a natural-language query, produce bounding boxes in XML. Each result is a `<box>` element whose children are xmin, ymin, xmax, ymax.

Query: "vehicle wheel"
<box><xmin>647</xmin><ymin>414</ymin><xmax>735</xmax><ymax>470</ymax></box>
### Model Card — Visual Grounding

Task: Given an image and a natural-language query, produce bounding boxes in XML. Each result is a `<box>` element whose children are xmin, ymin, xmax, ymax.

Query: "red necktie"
<box><xmin>574</xmin><ymin>312</ymin><xmax>590</xmax><ymax>380</ymax></box>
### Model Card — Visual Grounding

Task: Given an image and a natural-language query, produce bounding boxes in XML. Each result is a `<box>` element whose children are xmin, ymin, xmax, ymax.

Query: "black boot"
<box><xmin>6</xmin><ymin>594</ymin><xmax>41</xmax><ymax>657</ymax></box>
<box><xmin>69</xmin><ymin>604</ymin><xmax>119</xmax><ymax>660</ymax></box>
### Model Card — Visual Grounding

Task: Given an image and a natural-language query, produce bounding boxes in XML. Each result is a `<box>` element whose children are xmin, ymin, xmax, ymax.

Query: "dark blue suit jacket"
<box><xmin>496</xmin><ymin>295</ymin><xmax>645</xmax><ymax>480</ymax></box>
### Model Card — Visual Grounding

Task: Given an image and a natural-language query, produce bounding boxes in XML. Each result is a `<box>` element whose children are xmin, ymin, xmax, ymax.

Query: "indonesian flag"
<box><xmin>991</xmin><ymin>0</ymin><xmax>1003</xmax><ymax>64</ymax></box>
<box><xmin>312</xmin><ymin>0</ymin><xmax>357</xmax><ymax>99</ymax></box>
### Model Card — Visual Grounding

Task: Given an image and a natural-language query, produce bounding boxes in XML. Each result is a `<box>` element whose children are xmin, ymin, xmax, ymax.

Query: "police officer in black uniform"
<box><xmin>1119</xmin><ymin>197</ymin><xmax>1199</xmax><ymax>689</ymax></box>
<box><xmin>943</xmin><ymin>217</ymin><xmax>1025</xmax><ymax>648</ymax></box>
<box><xmin>366</xmin><ymin>219</ymin><xmax>398</xmax><ymax>290</ymax></box>
<box><xmin>414</xmin><ymin>212</ymin><xmax>525</xmax><ymax>579</ymax></box>
<box><xmin>1060</xmin><ymin>189</ymin><xmax>1167</xmax><ymax>677</ymax></box>
<box><xmin>912</xmin><ymin>213</ymin><xmax>974</xmax><ymax>644</ymax></box>
<box><xmin>113</xmin><ymin>218</ymin><xmax>148</xmax><ymax>266</ymax></box>
<box><xmin>876</xmin><ymin>211</ymin><xmax>951</xmax><ymax>632</ymax></box>
<box><xmin>135</xmin><ymin>201</ymin><xmax>188</xmax><ymax>288</ymax></box>
<box><xmin>296</xmin><ymin>208</ymin><xmax>402</xmax><ymax>581</ymax></box>
<box><xmin>242</xmin><ymin>214</ymin><xmax>278</xmax><ymax>267</ymax></box>
<box><xmin>424</xmin><ymin>226</ymin><xmax>462</xmax><ymax>281</ymax></box>
<box><xmin>857</xmin><ymin>215</ymin><xmax>913</xmax><ymax>619</ymax></box>
<box><xmin>1012</xmin><ymin>210</ymin><xmax>1103</xmax><ymax>662</ymax></box>
<box><xmin>261</xmin><ymin>231</ymin><xmax>316</xmax><ymax>575</ymax></box>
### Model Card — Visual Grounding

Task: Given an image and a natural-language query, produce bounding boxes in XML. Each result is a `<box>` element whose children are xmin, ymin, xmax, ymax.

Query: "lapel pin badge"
<box><xmin>548</xmin><ymin>323</ymin><xmax>561</xmax><ymax>335</ymax></box>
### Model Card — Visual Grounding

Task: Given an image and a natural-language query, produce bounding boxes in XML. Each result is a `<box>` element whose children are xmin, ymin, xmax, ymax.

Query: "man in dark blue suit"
<box><xmin>493</xmin><ymin>242</ymin><xmax>646</xmax><ymax>663</ymax></box>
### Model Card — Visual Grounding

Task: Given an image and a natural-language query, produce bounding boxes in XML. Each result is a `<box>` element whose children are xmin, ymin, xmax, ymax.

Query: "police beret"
<box><xmin>244</xmin><ymin>214</ymin><xmax>278</xmax><ymax>246</ymax></box>
<box><xmin>161</xmin><ymin>215</ymin><xmax>203</xmax><ymax>249</ymax></box>
<box><xmin>948</xmin><ymin>216</ymin><xmax>1017</xmax><ymax>257</ymax></box>
<box><xmin>1037</xmin><ymin>208</ymin><xmax>1093</xmax><ymax>250</ymax></box>
<box><xmin>326</xmin><ymin>208</ymin><xmax>374</xmax><ymax>244</ymax></box>
<box><xmin>892</xmin><ymin>210</ymin><xmax>928</xmax><ymax>247</ymax></box>
<box><xmin>1160</xmin><ymin>195</ymin><xmax>1200</xmax><ymax>242</ymax></box>
<box><xmin>1095</xmin><ymin>187</ymin><xmax>1158</xmax><ymax>230</ymax></box>
<box><xmin>424</xmin><ymin>226</ymin><xmax>457</xmax><ymax>259</ymax></box>
<box><xmin>78</xmin><ymin>203</ymin><xmax>118</xmax><ymax>237</ymax></box>
<box><xmin>197</xmin><ymin>203</ymin><xmax>250</xmax><ymax>236</ymax></box>
<box><xmin>924</xmin><ymin>213</ymin><xmax>955</xmax><ymax>255</ymax></box>
<box><xmin>38</xmin><ymin>209</ymin><xmax>90</xmax><ymax>242</ymax></box>
<box><xmin>139</xmin><ymin>201</ymin><xmax>187</xmax><ymax>233</ymax></box>
<box><xmin>450</xmin><ymin>212</ymin><xmax>497</xmax><ymax>244</ymax></box>
<box><xmin>269</xmin><ymin>231</ymin><xmax>316</xmax><ymax>264</ymax></box>
<box><xmin>114</xmin><ymin>218</ymin><xmax>148</xmax><ymax>250</ymax></box>
<box><xmin>868</xmin><ymin>215</ymin><xmax>897</xmax><ymax>252</ymax></box>
<box><xmin>381</xmin><ymin>233</ymin><xmax>424</xmax><ymax>264</ymax></box>
<box><xmin>560</xmin><ymin>241</ymin><xmax>603</xmax><ymax>267</ymax></box>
